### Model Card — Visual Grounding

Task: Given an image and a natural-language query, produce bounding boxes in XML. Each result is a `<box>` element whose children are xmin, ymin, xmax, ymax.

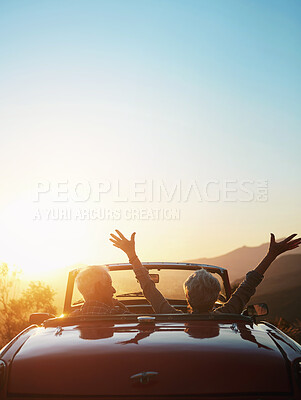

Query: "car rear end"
<box><xmin>1</xmin><ymin>314</ymin><xmax>301</xmax><ymax>399</ymax></box>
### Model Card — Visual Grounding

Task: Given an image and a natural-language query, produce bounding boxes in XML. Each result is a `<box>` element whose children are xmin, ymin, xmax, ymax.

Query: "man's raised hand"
<box><xmin>110</xmin><ymin>230</ymin><xmax>137</xmax><ymax>259</ymax></box>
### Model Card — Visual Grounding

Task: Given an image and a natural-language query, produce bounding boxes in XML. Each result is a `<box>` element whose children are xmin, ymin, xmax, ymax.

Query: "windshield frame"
<box><xmin>63</xmin><ymin>263</ymin><xmax>231</xmax><ymax>314</ymax></box>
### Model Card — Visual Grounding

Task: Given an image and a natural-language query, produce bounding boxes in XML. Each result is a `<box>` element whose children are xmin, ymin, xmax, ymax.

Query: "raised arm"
<box><xmin>110</xmin><ymin>230</ymin><xmax>137</xmax><ymax>261</ymax></box>
<box><xmin>110</xmin><ymin>230</ymin><xmax>179</xmax><ymax>314</ymax></box>
<box><xmin>254</xmin><ymin>233</ymin><xmax>301</xmax><ymax>275</ymax></box>
<box><xmin>216</xmin><ymin>232</ymin><xmax>301</xmax><ymax>315</ymax></box>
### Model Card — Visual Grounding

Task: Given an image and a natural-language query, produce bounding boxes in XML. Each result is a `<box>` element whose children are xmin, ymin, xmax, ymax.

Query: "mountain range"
<box><xmin>248</xmin><ymin>254</ymin><xmax>301</xmax><ymax>322</ymax></box>
<box><xmin>186</xmin><ymin>240</ymin><xmax>301</xmax><ymax>282</ymax></box>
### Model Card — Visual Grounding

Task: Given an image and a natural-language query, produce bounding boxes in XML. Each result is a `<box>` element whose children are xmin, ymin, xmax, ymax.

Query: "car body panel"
<box><xmin>7</xmin><ymin>320</ymin><xmax>292</xmax><ymax>397</ymax></box>
<box><xmin>1</xmin><ymin>263</ymin><xmax>301</xmax><ymax>400</ymax></box>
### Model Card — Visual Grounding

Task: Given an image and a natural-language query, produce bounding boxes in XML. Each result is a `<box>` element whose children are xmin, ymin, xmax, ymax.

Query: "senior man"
<box><xmin>73</xmin><ymin>265</ymin><xmax>129</xmax><ymax>315</ymax></box>
<box><xmin>110</xmin><ymin>230</ymin><xmax>301</xmax><ymax>314</ymax></box>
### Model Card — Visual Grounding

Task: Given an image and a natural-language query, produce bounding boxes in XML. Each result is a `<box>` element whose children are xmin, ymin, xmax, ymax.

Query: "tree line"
<box><xmin>0</xmin><ymin>263</ymin><xmax>56</xmax><ymax>348</ymax></box>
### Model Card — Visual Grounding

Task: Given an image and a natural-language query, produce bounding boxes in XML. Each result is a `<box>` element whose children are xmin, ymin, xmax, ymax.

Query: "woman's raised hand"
<box><xmin>268</xmin><ymin>233</ymin><xmax>301</xmax><ymax>258</ymax></box>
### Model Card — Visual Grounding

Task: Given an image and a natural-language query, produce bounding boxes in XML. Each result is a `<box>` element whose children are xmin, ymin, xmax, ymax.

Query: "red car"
<box><xmin>1</xmin><ymin>263</ymin><xmax>301</xmax><ymax>399</ymax></box>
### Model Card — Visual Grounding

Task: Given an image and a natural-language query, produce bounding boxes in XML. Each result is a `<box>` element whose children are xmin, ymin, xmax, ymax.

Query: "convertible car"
<box><xmin>0</xmin><ymin>263</ymin><xmax>301</xmax><ymax>400</ymax></box>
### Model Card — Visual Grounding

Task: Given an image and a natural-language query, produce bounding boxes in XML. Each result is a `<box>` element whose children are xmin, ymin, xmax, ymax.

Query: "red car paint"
<box><xmin>0</xmin><ymin>263</ymin><xmax>300</xmax><ymax>400</ymax></box>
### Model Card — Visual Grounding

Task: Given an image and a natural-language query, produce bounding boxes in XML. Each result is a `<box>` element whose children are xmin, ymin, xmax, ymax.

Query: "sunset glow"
<box><xmin>0</xmin><ymin>0</ymin><xmax>300</xmax><ymax>283</ymax></box>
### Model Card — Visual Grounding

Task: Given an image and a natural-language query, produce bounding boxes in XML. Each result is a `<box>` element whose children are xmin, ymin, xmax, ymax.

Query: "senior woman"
<box><xmin>110</xmin><ymin>230</ymin><xmax>301</xmax><ymax>314</ymax></box>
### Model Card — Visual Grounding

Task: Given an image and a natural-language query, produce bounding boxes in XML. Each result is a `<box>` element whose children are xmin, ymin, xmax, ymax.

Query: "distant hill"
<box><xmin>186</xmin><ymin>240</ymin><xmax>301</xmax><ymax>283</ymax></box>
<box><xmin>248</xmin><ymin>254</ymin><xmax>301</xmax><ymax>323</ymax></box>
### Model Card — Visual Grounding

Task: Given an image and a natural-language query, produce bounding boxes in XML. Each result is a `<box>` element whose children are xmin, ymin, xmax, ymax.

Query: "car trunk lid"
<box><xmin>8</xmin><ymin>321</ymin><xmax>292</xmax><ymax>396</ymax></box>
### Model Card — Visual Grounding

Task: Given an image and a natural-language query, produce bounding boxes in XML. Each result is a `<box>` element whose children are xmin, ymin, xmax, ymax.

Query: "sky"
<box><xmin>0</xmin><ymin>0</ymin><xmax>300</xmax><ymax>279</ymax></box>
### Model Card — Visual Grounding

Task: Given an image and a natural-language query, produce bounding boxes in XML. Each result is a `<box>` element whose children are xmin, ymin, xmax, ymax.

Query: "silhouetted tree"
<box><xmin>0</xmin><ymin>263</ymin><xmax>21</xmax><ymax>344</ymax></box>
<box><xmin>0</xmin><ymin>263</ymin><xmax>56</xmax><ymax>348</ymax></box>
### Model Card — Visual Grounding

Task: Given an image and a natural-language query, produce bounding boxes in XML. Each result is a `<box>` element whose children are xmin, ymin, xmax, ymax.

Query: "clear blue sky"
<box><xmin>0</xmin><ymin>0</ymin><xmax>300</xmax><ymax>277</ymax></box>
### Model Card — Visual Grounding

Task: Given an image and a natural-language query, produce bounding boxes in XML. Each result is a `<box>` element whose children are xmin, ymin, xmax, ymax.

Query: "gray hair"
<box><xmin>76</xmin><ymin>265</ymin><xmax>111</xmax><ymax>300</ymax></box>
<box><xmin>183</xmin><ymin>269</ymin><xmax>221</xmax><ymax>313</ymax></box>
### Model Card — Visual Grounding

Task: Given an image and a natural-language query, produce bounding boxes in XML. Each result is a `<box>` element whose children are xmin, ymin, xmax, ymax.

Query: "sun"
<box><xmin>0</xmin><ymin>195</ymin><xmax>86</xmax><ymax>279</ymax></box>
